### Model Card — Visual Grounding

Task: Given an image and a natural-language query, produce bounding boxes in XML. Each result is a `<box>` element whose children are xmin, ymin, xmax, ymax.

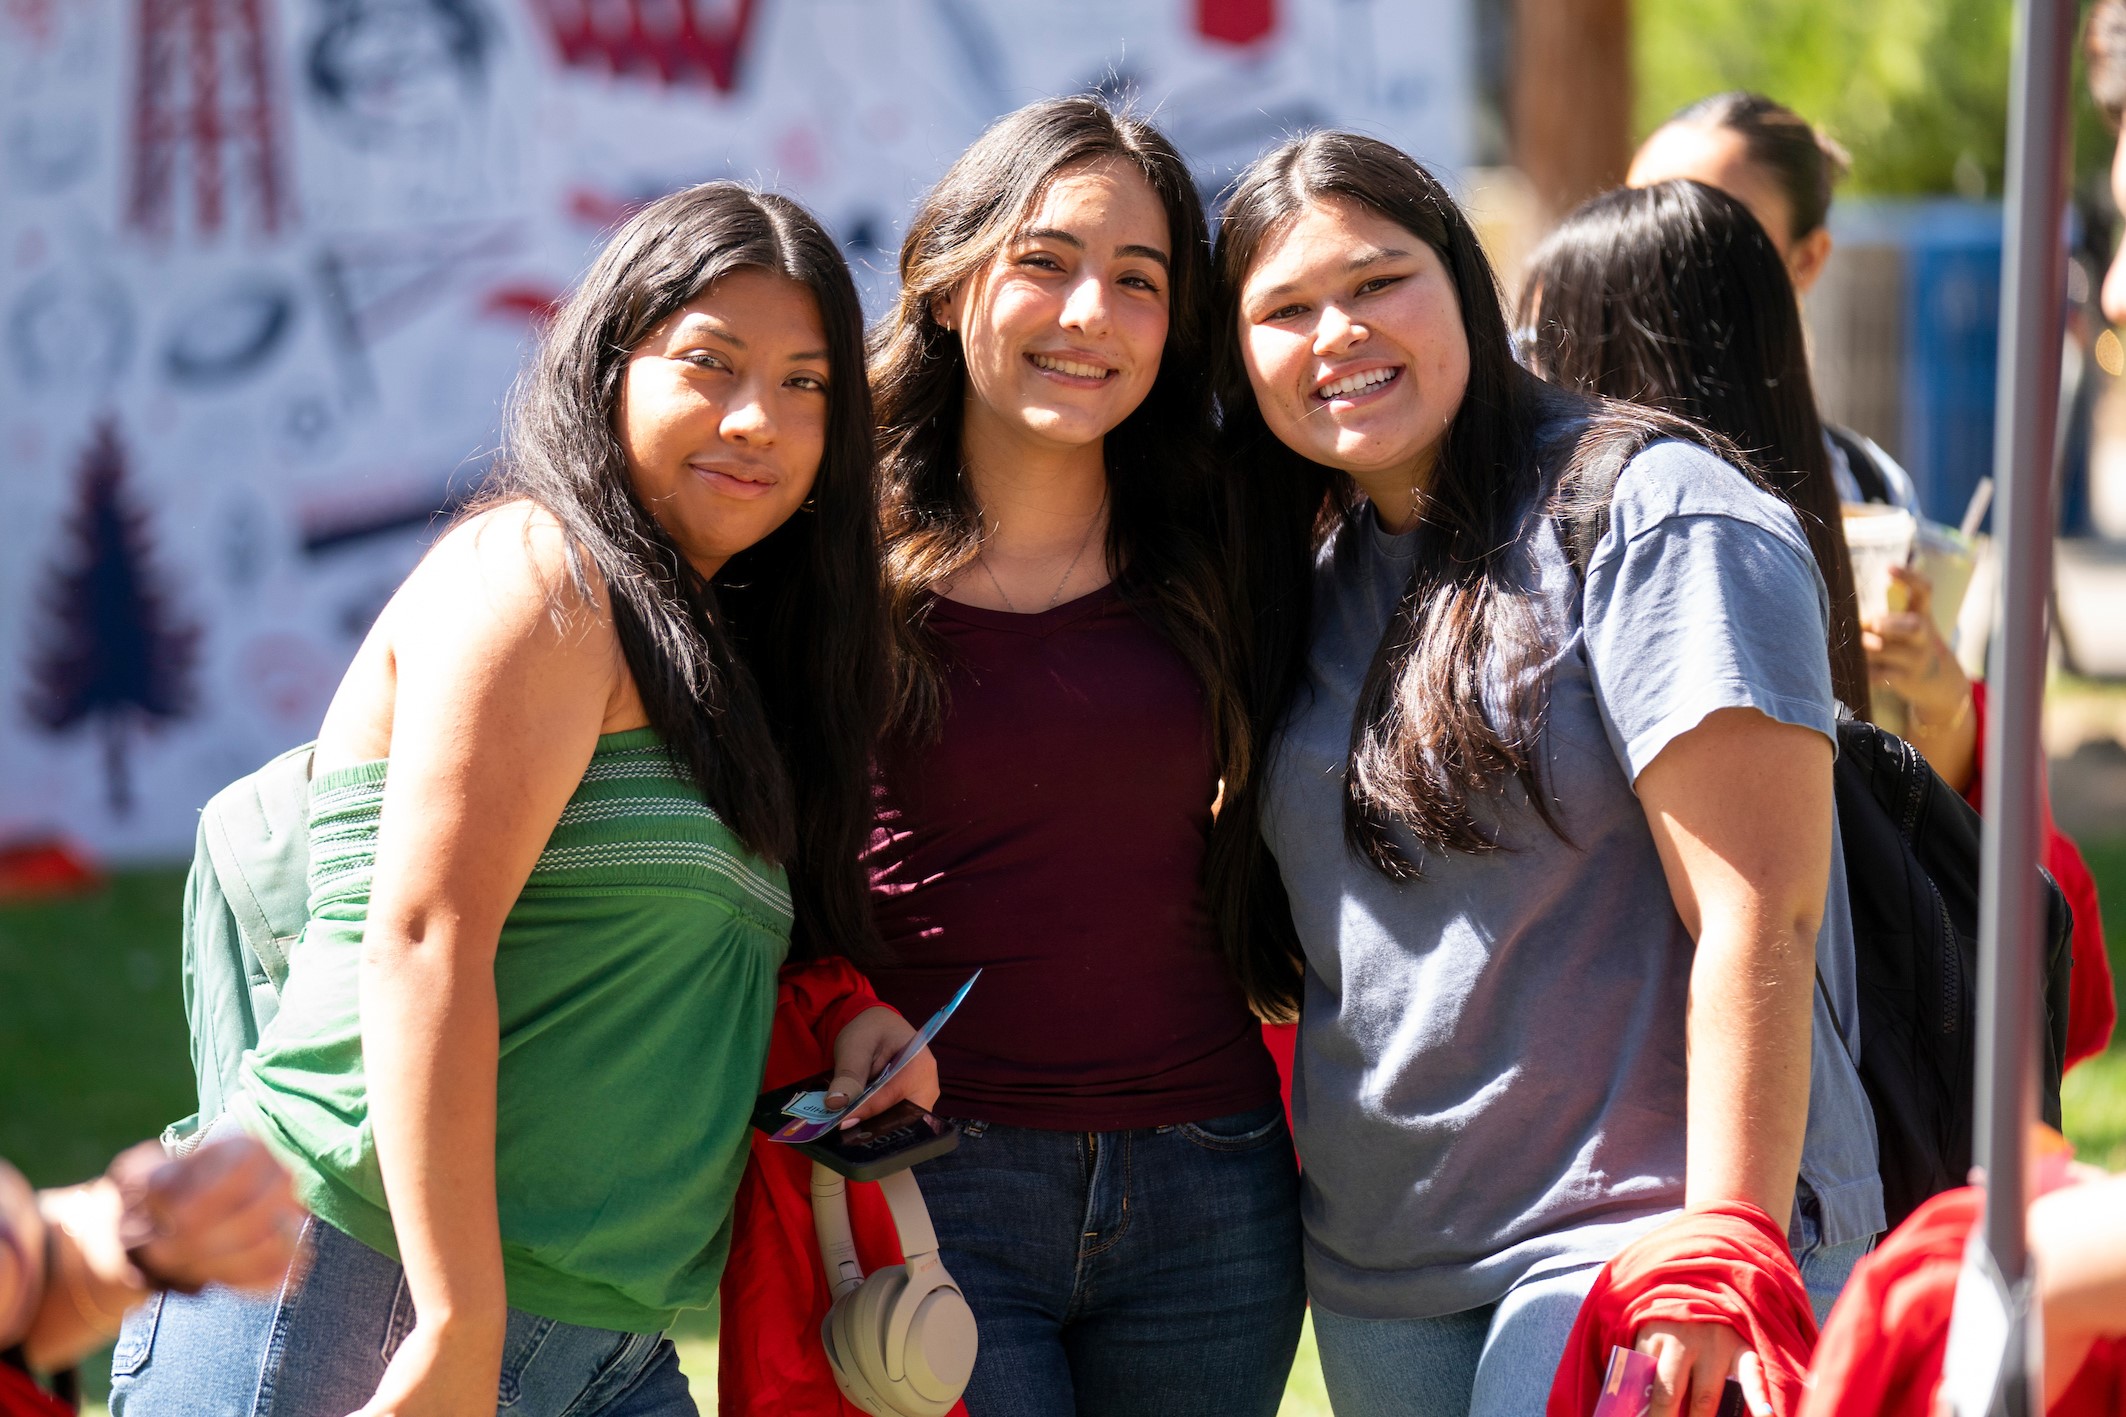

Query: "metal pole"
<box><xmin>1975</xmin><ymin>0</ymin><xmax>2074</xmax><ymax>1410</ymax></box>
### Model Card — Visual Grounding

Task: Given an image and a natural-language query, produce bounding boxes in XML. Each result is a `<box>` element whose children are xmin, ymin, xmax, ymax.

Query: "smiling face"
<box><xmin>616</xmin><ymin>267</ymin><xmax>830</xmax><ymax>578</ymax></box>
<box><xmin>938</xmin><ymin>156</ymin><xmax>1173</xmax><ymax>462</ymax></box>
<box><xmin>1238</xmin><ymin>197</ymin><xmax>1470</xmax><ymax>515</ymax></box>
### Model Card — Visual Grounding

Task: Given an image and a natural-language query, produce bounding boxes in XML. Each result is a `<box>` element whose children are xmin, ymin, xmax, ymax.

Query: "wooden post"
<box><xmin>1510</xmin><ymin>0</ymin><xmax>1633</xmax><ymax>228</ymax></box>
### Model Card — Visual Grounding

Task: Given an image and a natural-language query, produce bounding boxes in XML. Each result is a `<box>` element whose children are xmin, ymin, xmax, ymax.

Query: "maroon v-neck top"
<box><xmin>864</xmin><ymin>585</ymin><xmax>1280</xmax><ymax>1130</ymax></box>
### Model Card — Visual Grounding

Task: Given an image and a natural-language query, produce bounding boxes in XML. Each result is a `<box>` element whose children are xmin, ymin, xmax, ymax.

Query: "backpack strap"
<box><xmin>198</xmin><ymin>742</ymin><xmax>315</xmax><ymax>991</ymax></box>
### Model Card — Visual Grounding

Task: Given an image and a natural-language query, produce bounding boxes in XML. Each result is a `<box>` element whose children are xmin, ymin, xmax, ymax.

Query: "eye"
<box><xmin>787</xmin><ymin>372</ymin><xmax>827</xmax><ymax>392</ymax></box>
<box><xmin>1356</xmin><ymin>274</ymin><xmax>1405</xmax><ymax>297</ymax></box>
<box><xmin>1119</xmin><ymin>273</ymin><xmax>1162</xmax><ymax>293</ymax></box>
<box><xmin>1017</xmin><ymin>251</ymin><xmax>1065</xmax><ymax>271</ymax></box>
<box><xmin>681</xmin><ymin>349</ymin><xmax>729</xmax><ymax>371</ymax></box>
<box><xmin>1258</xmin><ymin>302</ymin><xmax>1308</xmax><ymax>323</ymax></box>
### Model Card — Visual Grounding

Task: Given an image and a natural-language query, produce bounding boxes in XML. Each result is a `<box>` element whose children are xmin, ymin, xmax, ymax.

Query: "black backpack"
<box><xmin>1830</xmin><ymin>717</ymin><xmax>2072</xmax><ymax>1227</ymax></box>
<box><xmin>1551</xmin><ymin>423</ymin><xmax>2075</xmax><ymax>1231</ymax></box>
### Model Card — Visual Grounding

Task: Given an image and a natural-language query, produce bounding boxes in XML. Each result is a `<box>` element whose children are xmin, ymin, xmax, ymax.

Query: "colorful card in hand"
<box><xmin>770</xmin><ymin>969</ymin><xmax>980</xmax><ymax>1144</ymax></box>
<box><xmin>1593</xmin><ymin>1346</ymin><xmax>1657</xmax><ymax>1417</ymax></box>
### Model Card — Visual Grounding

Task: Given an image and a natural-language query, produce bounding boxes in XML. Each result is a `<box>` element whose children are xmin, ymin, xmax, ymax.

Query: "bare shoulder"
<box><xmin>383</xmin><ymin>501</ymin><xmax>621</xmax><ymax>654</ymax></box>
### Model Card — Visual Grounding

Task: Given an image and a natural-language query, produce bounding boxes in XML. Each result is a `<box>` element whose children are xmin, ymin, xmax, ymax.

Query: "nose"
<box><xmin>720</xmin><ymin>385</ymin><xmax>775</xmax><ymax>446</ymax></box>
<box><xmin>1313</xmin><ymin>302</ymin><xmax>1365</xmax><ymax>356</ymax></box>
<box><xmin>2104</xmin><ymin>247</ymin><xmax>2126</xmax><ymax>329</ymax></box>
<box><xmin>1059</xmin><ymin>273</ymin><xmax>1111</xmax><ymax>338</ymax></box>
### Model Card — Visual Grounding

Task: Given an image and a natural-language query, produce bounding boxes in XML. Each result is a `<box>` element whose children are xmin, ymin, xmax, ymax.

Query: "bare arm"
<box><xmin>2033</xmin><ymin>1175</ymin><xmax>2126</xmax><ymax>1405</ymax></box>
<box><xmin>1632</xmin><ymin>706</ymin><xmax>1833</xmax><ymax>1417</ymax></box>
<box><xmin>351</xmin><ymin>509</ymin><xmax>623</xmax><ymax>1416</ymax></box>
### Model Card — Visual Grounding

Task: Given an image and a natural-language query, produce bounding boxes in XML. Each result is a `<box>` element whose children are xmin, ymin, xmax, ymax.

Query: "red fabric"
<box><xmin>0</xmin><ymin>1364</ymin><xmax>72</xmax><ymax>1417</ymax></box>
<box><xmin>1963</xmin><ymin>681</ymin><xmax>2116</xmax><ymax>1066</ymax></box>
<box><xmin>1800</xmin><ymin>1186</ymin><xmax>2126</xmax><ymax>1417</ymax></box>
<box><xmin>1263</xmin><ymin>1023</ymin><xmax>1296</xmax><ymax>1135</ymax></box>
<box><xmin>717</xmin><ymin>957</ymin><xmax>968</xmax><ymax>1417</ymax></box>
<box><xmin>1547</xmin><ymin>1203</ymin><xmax>1819</xmax><ymax>1417</ymax></box>
<box><xmin>865</xmin><ymin>587</ymin><xmax>1278</xmax><ymax>1131</ymax></box>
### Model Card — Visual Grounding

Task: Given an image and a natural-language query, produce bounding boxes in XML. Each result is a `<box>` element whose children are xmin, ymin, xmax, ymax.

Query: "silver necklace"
<box><xmin>977</xmin><ymin>495</ymin><xmax>1106</xmax><ymax>613</ymax></box>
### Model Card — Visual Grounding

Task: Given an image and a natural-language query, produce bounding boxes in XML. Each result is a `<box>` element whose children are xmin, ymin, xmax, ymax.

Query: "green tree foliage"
<box><xmin>1635</xmin><ymin>0</ymin><xmax>2114</xmax><ymax>200</ymax></box>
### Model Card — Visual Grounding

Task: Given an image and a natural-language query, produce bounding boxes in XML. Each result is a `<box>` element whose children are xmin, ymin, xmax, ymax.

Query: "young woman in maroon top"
<box><xmin>862</xmin><ymin>96</ymin><xmax>1303</xmax><ymax>1416</ymax></box>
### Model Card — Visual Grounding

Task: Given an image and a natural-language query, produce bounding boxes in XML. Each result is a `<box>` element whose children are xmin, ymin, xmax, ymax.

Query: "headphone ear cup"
<box><xmin>896</xmin><ymin>1281</ymin><xmax>977</xmax><ymax>1408</ymax></box>
<box><xmin>822</xmin><ymin>1285</ymin><xmax>893</xmax><ymax>1415</ymax></box>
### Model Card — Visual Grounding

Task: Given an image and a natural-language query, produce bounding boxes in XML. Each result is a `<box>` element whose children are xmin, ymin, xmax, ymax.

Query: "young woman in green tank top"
<box><xmin>109</xmin><ymin>184</ymin><xmax>936</xmax><ymax>1417</ymax></box>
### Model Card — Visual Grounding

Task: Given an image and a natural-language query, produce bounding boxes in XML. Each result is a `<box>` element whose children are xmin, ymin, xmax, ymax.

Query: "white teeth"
<box><xmin>1319</xmin><ymin>367</ymin><xmax>1397</xmax><ymax>399</ymax></box>
<box><xmin>1032</xmin><ymin>353</ymin><xmax>1113</xmax><ymax>379</ymax></box>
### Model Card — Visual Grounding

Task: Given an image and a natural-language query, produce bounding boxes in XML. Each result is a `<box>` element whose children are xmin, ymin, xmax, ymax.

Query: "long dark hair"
<box><xmin>482</xmin><ymin>181</ymin><xmax>885</xmax><ymax>961</ymax></box>
<box><xmin>869</xmin><ymin>96</ymin><xmax>1248</xmax><ymax>796</ymax></box>
<box><xmin>1658</xmin><ymin>91</ymin><xmax>1849</xmax><ymax>241</ymax></box>
<box><xmin>1207</xmin><ymin>132</ymin><xmax>1729</xmax><ymax>1016</ymax></box>
<box><xmin>1518</xmin><ymin>178</ymin><xmax>1870</xmax><ymax>718</ymax></box>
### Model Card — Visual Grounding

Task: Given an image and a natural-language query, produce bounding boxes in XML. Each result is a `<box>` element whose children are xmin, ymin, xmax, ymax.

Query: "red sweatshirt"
<box><xmin>1547</xmin><ymin>1203</ymin><xmax>1818</xmax><ymax>1417</ymax></box>
<box><xmin>1801</xmin><ymin>1186</ymin><xmax>2125</xmax><ymax>1417</ymax></box>
<box><xmin>717</xmin><ymin>957</ymin><xmax>970</xmax><ymax>1417</ymax></box>
<box><xmin>1964</xmin><ymin>681</ymin><xmax>2115</xmax><ymax>1067</ymax></box>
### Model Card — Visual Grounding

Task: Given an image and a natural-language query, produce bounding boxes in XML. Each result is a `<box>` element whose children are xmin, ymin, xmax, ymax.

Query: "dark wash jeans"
<box><xmin>913</xmin><ymin>1101</ymin><xmax>1306</xmax><ymax>1417</ymax></box>
<box><xmin>108</xmin><ymin>1217</ymin><xmax>694</xmax><ymax>1417</ymax></box>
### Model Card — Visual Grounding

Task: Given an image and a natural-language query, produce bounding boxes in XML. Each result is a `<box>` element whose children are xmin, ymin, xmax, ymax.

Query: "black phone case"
<box><xmin>751</xmin><ymin>1073</ymin><xmax>961</xmax><ymax>1182</ymax></box>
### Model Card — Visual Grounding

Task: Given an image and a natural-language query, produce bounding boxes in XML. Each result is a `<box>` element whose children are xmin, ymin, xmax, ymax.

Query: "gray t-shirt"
<box><xmin>1264</xmin><ymin>439</ymin><xmax>1884</xmax><ymax>1321</ymax></box>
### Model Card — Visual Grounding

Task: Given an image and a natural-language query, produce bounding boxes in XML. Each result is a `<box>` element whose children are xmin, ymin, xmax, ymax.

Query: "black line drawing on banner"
<box><xmin>7</xmin><ymin>270</ymin><xmax>131</xmax><ymax>392</ymax></box>
<box><xmin>130</xmin><ymin>0</ymin><xmax>294</xmax><ymax>238</ymax></box>
<box><xmin>4</xmin><ymin>107</ymin><xmax>97</xmax><ymax>193</ymax></box>
<box><xmin>218</xmin><ymin>488</ymin><xmax>272</xmax><ymax>588</ymax></box>
<box><xmin>269</xmin><ymin>387</ymin><xmax>343</xmax><ymax>461</ymax></box>
<box><xmin>162</xmin><ymin>278</ymin><xmax>298</xmax><ymax>388</ymax></box>
<box><xmin>299</xmin><ymin>451</ymin><xmax>490</xmax><ymax>557</ymax></box>
<box><xmin>24</xmin><ymin>417</ymin><xmax>200</xmax><ymax>815</ymax></box>
<box><xmin>305</xmin><ymin>0</ymin><xmax>491</xmax><ymax>150</ymax></box>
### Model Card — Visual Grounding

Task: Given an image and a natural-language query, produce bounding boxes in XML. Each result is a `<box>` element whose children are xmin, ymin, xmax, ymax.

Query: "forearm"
<box><xmin>2034</xmin><ymin>1176</ymin><xmax>2126</xmax><ymax>1400</ymax></box>
<box><xmin>25</xmin><ymin>1181</ymin><xmax>147</xmax><ymax>1370</ymax></box>
<box><xmin>1683</xmin><ymin>918</ymin><xmax>1815</xmax><ymax>1223</ymax></box>
<box><xmin>1903</xmin><ymin>693</ymin><xmax>1977</xmax><ymax>795</ymax></box>
<box><xmin>361</xmin><ymin>928</ymin><xmax>506</xmax><ymax>1350</ymax></box>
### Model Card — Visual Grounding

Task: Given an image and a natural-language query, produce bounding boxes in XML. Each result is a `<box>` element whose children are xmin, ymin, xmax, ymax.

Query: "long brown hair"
<box><xmin>1208</xmin><ymin>133</ymin><xmax>1739</xmax><ymax>1016</ymax></box>
<box><xmin>486</xmin><ymin>181</ymin><xmax>886</xmax><ymax>962</ymax></box>
<box><xmin>1519</xmin><ymin>178</ymin><xmax>1870</xmax><ymax>718</ymax></box>
<box><xmin>870</xmin><ymin>97</ymin><xmax>1249</xmax><ymax>798</ymax></box>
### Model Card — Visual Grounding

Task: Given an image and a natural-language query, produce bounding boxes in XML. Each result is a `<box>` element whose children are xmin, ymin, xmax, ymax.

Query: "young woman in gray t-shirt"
<box><xmin>1205</xmin><ymin>131</ymin><xmax>1882</xmax><ymax>1417</ymax></box>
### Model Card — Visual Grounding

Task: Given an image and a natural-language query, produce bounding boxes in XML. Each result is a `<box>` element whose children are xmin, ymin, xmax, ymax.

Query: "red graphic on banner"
<box><xmin>531</xmin><ymin>0</ymin><xmax>761</xmax><ymax>93</ymax></box>
<box><xmin>1195</xmin><ymin>0</ymin><xmax>1275</xmax><ymax>46</ymax></box>
<box><xmin>128</xmin><ymin>0</ymin><xmax>293</xmax><ymax>239</ymax></box>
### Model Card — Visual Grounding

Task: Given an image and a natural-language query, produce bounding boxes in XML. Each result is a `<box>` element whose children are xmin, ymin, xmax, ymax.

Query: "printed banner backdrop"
<box><xmin>0</xmin><ymin>0</ymin><xmax>1471</xmax><ymax>859</ymax></box>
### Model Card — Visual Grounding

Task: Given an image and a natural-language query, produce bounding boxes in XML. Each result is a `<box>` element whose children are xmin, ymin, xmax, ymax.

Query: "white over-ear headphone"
<box><xmin>812</xmin><ymin>1161</ymin><xmax>978</xmax><ymax>1417</ymax></box>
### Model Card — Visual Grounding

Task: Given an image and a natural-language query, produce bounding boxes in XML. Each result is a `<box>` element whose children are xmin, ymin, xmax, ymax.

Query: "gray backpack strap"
<box><xmin>199</xmin><ymin>741</ymin><xmax>315</xmax><ymax>990</ymax></box>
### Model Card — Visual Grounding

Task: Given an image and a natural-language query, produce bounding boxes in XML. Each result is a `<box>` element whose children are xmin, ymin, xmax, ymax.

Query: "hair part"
<box><xmin>1518</xmin><ymin>178</ymin><xmax>1870</xmax><ymax>719</ymax></box>
<box><xmin>1663</xmin><ymin>90</ymin><xmax>1849</xmax><ymax>240</ymax></box>
<box><xmin>480</xmin><ymin>180</ymin><xmax>887</xmax><ymax>962</ymax></box>
<box><xmin>2091</xmin><ymin>0</ymin><xmax>2126</xmax><ymax>129</ymax></box>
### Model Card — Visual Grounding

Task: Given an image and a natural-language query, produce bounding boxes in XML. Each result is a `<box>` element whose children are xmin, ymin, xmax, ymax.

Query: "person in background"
<box><xmin>109</xmin><ymin>183</ymin><xmax>934</xmax><ymax>1417</ymax></box>
<box><xmin>862</xmin><ymin>96</ymin><xmax>1304</xmax><ymax>1417</ymax></box>
<box><xmin>1517</xmin><ymin>177</ymin><xmax>1872</xmax><ymax>726</ymax></box>
<box><xmin>1631</xmin><ymin>88</ymin><xmax>2115</xmax><ymax>1069</ymax></box>
<box><xmin>1211</xmin><ymin>129</ymin><xmax>1880</xmax><ymax>1417</ymax></box>
<box><xmin>1625</xmin><ymin>94</ymin><xmax>1970</xmax><ymax>780</ymax></box>
<box><xmin>0</xmin><ymin>1136</ymin><xmax>300</xmax><ymax>1391</ymax></box>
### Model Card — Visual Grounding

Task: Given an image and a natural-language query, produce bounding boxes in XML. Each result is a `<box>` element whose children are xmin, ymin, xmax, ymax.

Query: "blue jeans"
<box><xmin>108</xmin><ymin>1217</ymin><xmax>694</xmax><ymax>1417</ymax></box>
<box><xmin>912</xmin><ymin>1102</ymin><xmax>1306</xmax><ymax>1417</ymax></box>
<box><xmin>1310</xmin><ymin>1212</ymin><xmax>1876</xmax><ymax>1417</ymax></box>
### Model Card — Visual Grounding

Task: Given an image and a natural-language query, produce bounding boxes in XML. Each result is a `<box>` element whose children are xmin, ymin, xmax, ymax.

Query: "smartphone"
<box><xmin>752</xmin><ymin>1073</ymin><xmax>960</xmax><ymax>1182</ymax></box>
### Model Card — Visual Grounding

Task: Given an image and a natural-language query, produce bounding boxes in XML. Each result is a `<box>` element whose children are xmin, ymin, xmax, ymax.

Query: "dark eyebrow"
<box><xmin>786</xmin><ymin>349</ymin><xmax>829</xmax><ymax>362</ymax></box>
<box><xmin>1017</xmin><ymin>227</ymin><xmax>1172</xmax><ymax>272</ymax></box>
<box><xmin>1253</xmin><ymin>246</ymin><xmax>1413</xmax><ymax>300</ymax></box>
<box><xmin>674</xmin><ymin>314</ymin><xmax>745</xmax><ymax>349</ymax></box>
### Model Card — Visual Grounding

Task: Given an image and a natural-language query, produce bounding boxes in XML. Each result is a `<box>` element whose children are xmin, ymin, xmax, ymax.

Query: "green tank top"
<box><xmin>233</xmin><ymin>729</ymin><xmax>790</xmax><ymax>1333</ymax></box>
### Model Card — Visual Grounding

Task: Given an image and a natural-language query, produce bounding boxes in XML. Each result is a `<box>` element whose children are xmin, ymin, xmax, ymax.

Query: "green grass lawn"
<box><xmin>6</xmin><ymin>848</ymin><xmax>2123</xmax><ymax>1414</ymax></box>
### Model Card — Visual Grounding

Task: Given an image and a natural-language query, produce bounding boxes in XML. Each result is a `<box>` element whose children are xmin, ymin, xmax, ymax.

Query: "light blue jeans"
<box><xmin>1310</xmin><ymin>1216</ymin><xmax>1873</xmax><ymax>1417</ymax></box>
<box><xmin>108</xmin><ymin>1216</ymin><xmax>695</xmax><ymax>1417</ymax></box>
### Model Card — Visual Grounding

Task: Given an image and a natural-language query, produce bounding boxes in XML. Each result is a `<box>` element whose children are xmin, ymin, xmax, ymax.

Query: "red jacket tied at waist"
<box><xmin>1548</xmin><ymin>1203</ymin><xmax>1819</xmax><ymax>1417</ymax></box>
<box><xmin>1800</xmin><ymin>1186</ymin><xmax>2125</xmax><ymax>1417</ymax></box>
<box><xmin>718</xmin><ymin>957</ymin><xmax>970</xmax><ymax>1417</ymax></box>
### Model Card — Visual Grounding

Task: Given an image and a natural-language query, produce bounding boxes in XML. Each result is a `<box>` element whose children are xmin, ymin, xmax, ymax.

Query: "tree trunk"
<box><xmin>1511</xmin><ymin>0</ymin><xmax>1633</xmax><ymax>229</ymax></box>
<box><xmin>102</xmin><ymin>712</ymin><xmax>132</xmax><ymax>816</ymax></box>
